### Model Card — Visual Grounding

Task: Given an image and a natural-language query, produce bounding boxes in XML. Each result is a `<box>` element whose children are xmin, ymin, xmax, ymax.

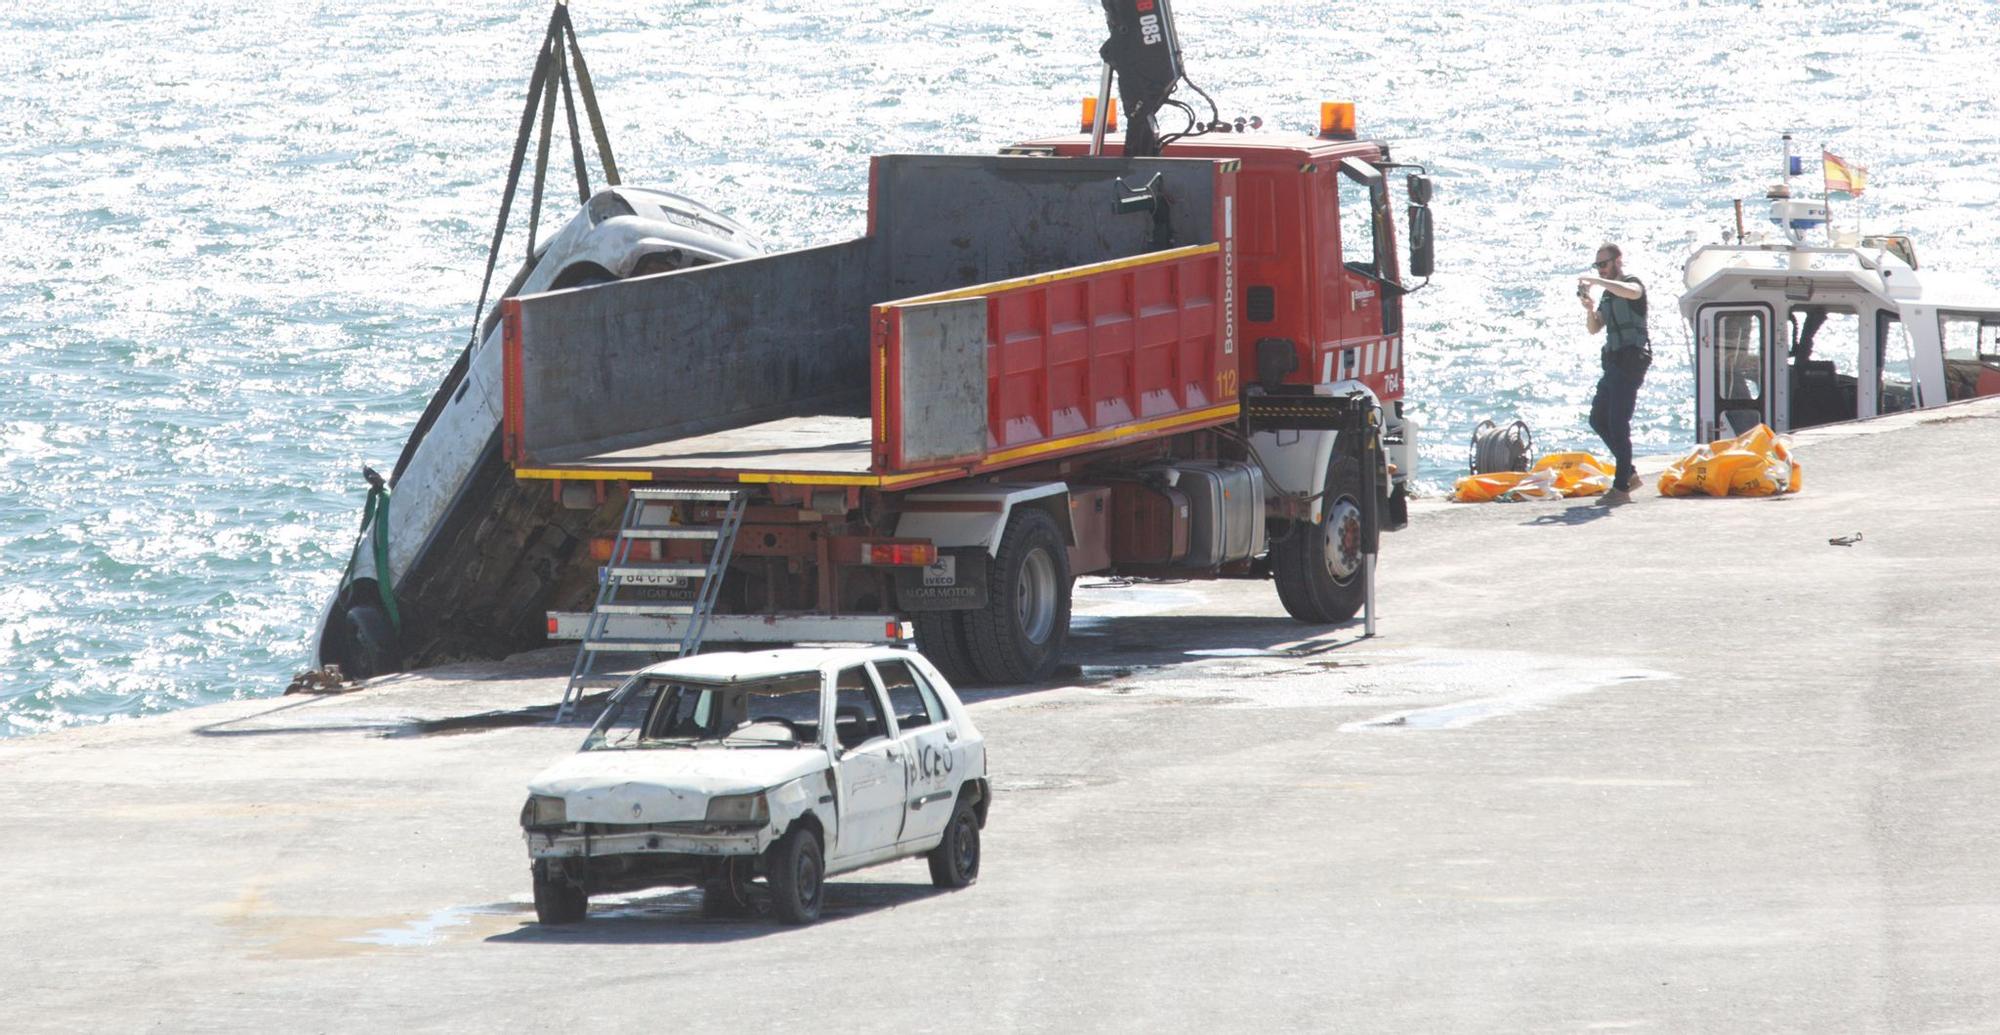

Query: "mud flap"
<box><xmin>894</xmin><ymin>548</ymin><xmax>990</xmax><ymax>611</ymax></box>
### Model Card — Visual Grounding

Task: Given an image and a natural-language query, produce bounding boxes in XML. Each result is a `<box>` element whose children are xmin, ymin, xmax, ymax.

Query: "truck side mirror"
<box><xmin>1407</xmin><ymin>174</ymin><xmax>1433</xmax><ymax>206</ymax></box>
<box><xmin>1407</xmin><ymin>205</ymin><xmax>1434</xmax><ymax>279</ymax></box>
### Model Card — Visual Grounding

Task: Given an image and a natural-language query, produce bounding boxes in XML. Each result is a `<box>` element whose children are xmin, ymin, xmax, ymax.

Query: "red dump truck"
<box><xmin>502</xmin><ymin>108</ymin><xmax>1434</xmax><ymax>690</ymax></box>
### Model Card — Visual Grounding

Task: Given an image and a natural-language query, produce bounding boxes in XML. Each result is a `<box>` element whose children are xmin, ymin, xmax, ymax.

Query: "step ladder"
<box><xmin>555</xmin><ymin>486</ymin><xmax>748</xmax><ymax>722</ymax></box>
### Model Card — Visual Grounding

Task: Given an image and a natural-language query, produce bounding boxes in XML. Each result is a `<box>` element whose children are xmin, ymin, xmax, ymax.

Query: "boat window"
<box><xmin>1939</xmin><ymin>313</ymin><xmax>2000</xmax><ymax>401</ymax></box>
<box><xmin>1877</xmin><ymin>315</ymin><xmax>1917</xmax><ymax>414</ymax></box>
<box><xmin>1716</xmin><ymin>311</ymin><xmax>1764</xmax><ymax>403</ymax></box>
<box><xmin>1788</xmin><ymin>308</ymin><xmax>1859</xmax><ymax>428</ymax></box>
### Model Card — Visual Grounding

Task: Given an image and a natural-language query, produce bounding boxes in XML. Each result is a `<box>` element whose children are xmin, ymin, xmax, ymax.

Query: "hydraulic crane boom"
<box><xmin>1098</xmin><ymin>0</ymin><xmax>1185</xmax><ymax>158</ymax></box>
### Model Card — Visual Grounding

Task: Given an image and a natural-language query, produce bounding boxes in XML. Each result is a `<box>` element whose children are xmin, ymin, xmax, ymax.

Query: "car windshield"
<box><xmin>583</xmin><ymin>672</ymin><xmax>824</xmax><ymax>751</ymax></box>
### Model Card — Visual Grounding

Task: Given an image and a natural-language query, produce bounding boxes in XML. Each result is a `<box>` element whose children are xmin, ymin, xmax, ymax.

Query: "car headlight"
<box><xmin>704</xmin><ymin>792</ymin><xmax>769</xmax><ymax>826</ymax></box>
<box><xmin>521</xmin><ymin>794</ymin><xmax>567</xmax><ymax>828</ymax></box>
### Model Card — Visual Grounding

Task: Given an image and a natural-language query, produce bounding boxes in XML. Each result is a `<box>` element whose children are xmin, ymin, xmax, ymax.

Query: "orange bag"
<box><xmin>1656</xmin><ymin>425</ymin><xmax>1802</xmax><ymax>497</ymax></box>
<box><xmin>1451</xmin><ymin>452</ymin><xmax>1615</xmax><ymax>502</ymax></box>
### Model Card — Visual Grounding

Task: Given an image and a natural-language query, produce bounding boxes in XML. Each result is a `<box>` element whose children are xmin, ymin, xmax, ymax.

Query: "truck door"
<box><xmin>1317</xmin><ymin>158</ymin><xmax>1401</xmax><ymax>392</ymax></box>
<box><xmin>872</xmin><ymin>657</ymin><xmax>960</xmax><ymax>846</ymax></box>
<box><xmin>1335</xmin><ymin>159</ymin><xmax>1398</xmax><ymax>336</ymax></box>
<box><xmin>1696</xmin><ymin>304</ymin><xmax>1776</xmax><ymax>440</ymax></box>
<box><xmin>830</xmin><ymin>666</ymin><xmax>906</xmax><ymax>860</ymax></box>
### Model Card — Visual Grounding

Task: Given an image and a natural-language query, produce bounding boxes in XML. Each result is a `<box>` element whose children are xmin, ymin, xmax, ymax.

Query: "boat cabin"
<box><xmin>1682</xmin><ymin>232</ymin><xmax>2000</xmax><ymax>443</ymax></box>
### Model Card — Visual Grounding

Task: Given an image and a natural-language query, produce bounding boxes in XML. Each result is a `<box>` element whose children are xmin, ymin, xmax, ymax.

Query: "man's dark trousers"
<box><xmin>1589</xmin><ymin>347</ymin><xmax>1650</xmax><ymax>486</ymax></box>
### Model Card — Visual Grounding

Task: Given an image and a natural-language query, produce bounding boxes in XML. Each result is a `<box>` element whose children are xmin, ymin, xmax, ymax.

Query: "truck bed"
<box><xmin>503</xmin><ymin>154</ymin><xmax>1243</xmax><ymax>489</ymax></box>
<box><xmin>553</xmin><ymin>415</ymin><xmax>874</xmax><ymax>481</ymax></box>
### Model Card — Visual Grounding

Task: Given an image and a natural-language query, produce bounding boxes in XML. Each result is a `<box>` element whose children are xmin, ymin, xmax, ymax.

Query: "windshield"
<box><xmin>583</xmin><ymin>672</ymin><xmax>824</xmax><ymax>751</ymax></box>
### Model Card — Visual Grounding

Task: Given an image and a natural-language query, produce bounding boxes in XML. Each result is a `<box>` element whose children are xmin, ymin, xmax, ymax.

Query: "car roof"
<box><xmin>634</xmin><ymin>646</ymin><xmax>911</xmax><ymax>683</ymax></box>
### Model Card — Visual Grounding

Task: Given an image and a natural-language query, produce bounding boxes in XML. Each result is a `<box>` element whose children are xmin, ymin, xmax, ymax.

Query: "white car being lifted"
<box><xmin>520</xmin><ymin>646</ymin><xmax>989</xmax><ymax>925</ymax></box>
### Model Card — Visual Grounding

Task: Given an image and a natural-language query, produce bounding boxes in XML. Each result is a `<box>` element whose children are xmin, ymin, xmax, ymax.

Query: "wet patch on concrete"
<box><xmin>1339</xmin><ymin>657</ymin><xmax>1673</xmax><ymax>732</ymax></box>
<box><xmin>346</xmin><ymin>901</ymin><xmax>531</xmax><ymax>947</ymax></box>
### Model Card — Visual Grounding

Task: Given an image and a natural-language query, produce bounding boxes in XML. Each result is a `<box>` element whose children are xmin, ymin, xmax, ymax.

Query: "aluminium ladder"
<box><xmin>555</xmin><ymin>486</ymin><xmax>748</xmax><ymax>722</ymax></box>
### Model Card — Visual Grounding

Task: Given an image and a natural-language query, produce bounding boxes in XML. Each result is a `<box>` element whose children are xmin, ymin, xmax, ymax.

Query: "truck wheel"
<box><xmin>342</xmin><ymin>600</ymin><xmax>400</xmax><ymax>681</ymax></box>
<box><xmin>927</xmin><ymin>795</ymin><xmax>982</xmax><ymax>889</ymax></box>
<box><xmin>964</xmin><ymin>508</ymin><xmax>1072</xmax><ymax>684</ymax></box>
<box><xmin>1272</xmin><ymin>458</ymin><xmax>1367</xmax><ymax>624</ymax></box>
<box><xmin>531</xmin><ymin>860</ymin><xmax>588</xmax><ymax>925</ymax></box>
<box><xmin>913</xmin><ymin>610</ymin><xmax>978</xmax><ymax>687</ymax></box>
<box><xmin>767</xmin><ymin>825</ymin><xmax>825</xmax><ymax>925</ymax></box>
<box><xmin>699</xmin><ymin>857</ymin><xmax>756</xmax><ymax>918</ymax></box>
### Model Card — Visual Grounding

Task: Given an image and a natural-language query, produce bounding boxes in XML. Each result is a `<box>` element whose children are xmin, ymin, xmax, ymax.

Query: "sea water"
<box><xmin>4</xmin><ymin>0</ymin><xmax>1996</xmax><ymax>735</ymax></box>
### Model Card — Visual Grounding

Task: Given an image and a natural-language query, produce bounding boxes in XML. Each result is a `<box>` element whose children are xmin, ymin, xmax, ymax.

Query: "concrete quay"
<box><xmin>3</xmin><ymin>398</ymin><xmax>1997</xmax><ymax>1032</ymax></box>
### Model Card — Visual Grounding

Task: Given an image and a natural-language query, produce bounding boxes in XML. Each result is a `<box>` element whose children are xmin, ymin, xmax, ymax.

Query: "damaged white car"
<box><xmin>520</xmin><ymin>647</ymin><xmax>989</xmax><ymax>925</ymax></box>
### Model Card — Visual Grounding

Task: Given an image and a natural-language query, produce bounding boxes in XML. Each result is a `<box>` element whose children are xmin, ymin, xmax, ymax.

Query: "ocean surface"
<box><xmin>5</xmin><ymin>0</ymin><xmax>1997</xmax><ymax>736</ymax></box>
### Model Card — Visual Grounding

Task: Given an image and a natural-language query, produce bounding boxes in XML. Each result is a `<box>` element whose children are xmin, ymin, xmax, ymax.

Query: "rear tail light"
<box><xmin>864</xmin><ymin>542</ymin><xmax>937</xmax><ymax>566</ymax></box>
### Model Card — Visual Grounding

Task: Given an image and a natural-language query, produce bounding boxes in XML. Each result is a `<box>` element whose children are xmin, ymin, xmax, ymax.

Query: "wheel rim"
<box><xmin>796</xmin><ymin>849</ymin><xmax>822</xmax><ymax>911</ymax></box>
<box><xmin>1016</xmin><ymin>547</ymin><xmax>1058</xmax><ymax>644</ymax></box>
<box><xmin>954</xmin><ymin>813</ymin><xmax>978</xmax><ymax>874</ymax></box>
<box><xmin>1323</xmin><ymin>498</ymin><xmax>1363</xmax><ymax>583</ymax></box>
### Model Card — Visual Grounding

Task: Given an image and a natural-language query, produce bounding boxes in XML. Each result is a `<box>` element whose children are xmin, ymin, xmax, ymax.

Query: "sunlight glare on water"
<box><xmin>3</xmin><ymin>1</ymin><xmax>1996</xmax><ymax>735</ymax></box>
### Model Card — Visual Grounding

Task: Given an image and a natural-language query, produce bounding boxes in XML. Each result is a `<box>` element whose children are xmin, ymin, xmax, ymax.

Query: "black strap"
<box><xmin>557</xmin><ymin>42</ymin><xmax>591</xmax><ymax>204</ymax></box>
<box><xmin>564</xmin><ymin>18</ymin><xmax>620</xmax><ymax>186</ymax></box>
<box><xmin>527</xmin><ymin>35</ymin><xmax>558</xmax><ymax>260</ymax></box>
<box><xmin>465</xmin><ymin>2</ymin><xmax>625</xmax><ymax>352</ymax></box>
<box><xmin>396</xmin><ymin>3</ymin><xmax>622</xmax><ymax>486</ymax></box>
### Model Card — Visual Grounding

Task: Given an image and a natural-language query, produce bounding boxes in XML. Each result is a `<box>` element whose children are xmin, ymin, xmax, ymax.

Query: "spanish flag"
<box><xmin>1824</xmin><ymin>150</ymin><xmax>1868</xmax><ymax>198</ymax></box>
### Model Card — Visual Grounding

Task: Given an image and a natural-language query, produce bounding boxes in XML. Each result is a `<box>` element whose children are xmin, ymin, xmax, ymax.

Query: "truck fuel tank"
<box><xmin>1141</xmin><ymin>461</ymin><xmax>1267</xmax><ymax>568</ymax></box>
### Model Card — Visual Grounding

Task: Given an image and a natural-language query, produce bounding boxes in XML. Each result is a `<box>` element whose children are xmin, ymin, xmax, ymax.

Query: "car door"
<box><xmin>829</xmin><ymin>665</ymin><xmax>906</xmax><ymax>862</ymax></box>
<box><xmin>872</xmin><ymin>657</ymin><xmax>961</xmax><ymax>846</ymax></box>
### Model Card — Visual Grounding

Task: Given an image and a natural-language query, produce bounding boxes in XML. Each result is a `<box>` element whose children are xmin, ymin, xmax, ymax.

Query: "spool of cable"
<box><xmin>1468</xmin><ymin>418</ymin><xmax>1535</xmax><ymax>475</ymax></box>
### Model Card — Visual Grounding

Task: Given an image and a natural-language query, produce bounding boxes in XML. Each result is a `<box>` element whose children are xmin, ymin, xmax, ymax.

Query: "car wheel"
<box><xmin>341</xmin><ymin>600</ymin><xmax>400</xmax><ymax>681</ymax></box>
<box><xmin>927</xmin><ymin>794</ymin><xmax>981</xmax><ymax>889</ymax></box>
<box><xmin>767</xmin><ymin>825</ymin><xmax>824</xmax><ymax>925</ymax></box>
<box><xmin>699</xmin><ymin>857</ymin><xmax>757</xmax><ymax>918</ymax></box>
<box><xmin>964</xmin><ymin>507</ymin><xmax>1072</xmax><ymax>684</ymax></box>
<box><xmin>1271</xmin><ymin>457</ymin><xmax>1367</xmax><ymax>625</ymax></box>
<box><xmin>531</xmin><ymin>859</ymin><xmax>588</xmax><ymax>925</ymax></box>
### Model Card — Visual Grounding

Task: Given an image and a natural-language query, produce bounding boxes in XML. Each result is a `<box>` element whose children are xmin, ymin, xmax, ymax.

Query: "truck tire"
<box><xmin>913</xmin><ymin>610</ymin><xmax>978</xmax><ymax>687</ymax></box>
<box><xmin>342</xmin><ymin>601</ymin><xmax>400</xmax><ymax>681</ymax></box>
<box><xmin>927</xmin><ymin>794</ymin><xmax>982</xmax><ymax>889</ymax></box>
<box><xmin>767</xmin><ymin>824</ymin><xmax>825</xmax><ymax>925</ymax></box>
<box><xmin>1272</xmin><ymin>457</ymin><xmax>1367</xmax><ymax>625</ymax></box>
<box><xmin>531</xmin><ymin>860</ymin><xmax>588</xmax><ymax>925</ymax></box>
<box><xmin>964</xmin><ymin>508</ymin><xmax>1071</xmax><ymax>684</ymax></box>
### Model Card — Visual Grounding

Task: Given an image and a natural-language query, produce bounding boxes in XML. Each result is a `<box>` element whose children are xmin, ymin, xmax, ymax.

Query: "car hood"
<box><xmin>527</xmin><ymin>747</ymin><xmax>828</xmax><ymax>824</ymax></box>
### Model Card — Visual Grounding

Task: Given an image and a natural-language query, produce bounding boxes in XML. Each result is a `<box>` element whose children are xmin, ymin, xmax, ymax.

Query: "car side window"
<box><xmin>832</xmin><ymin>667</ymin><xmax>890</xmax><ymax>751</ymax></box>
<box><xmin>873</xmin><ymin>659</ymin><xmax>943</xmax><ymax>731</ymax></box>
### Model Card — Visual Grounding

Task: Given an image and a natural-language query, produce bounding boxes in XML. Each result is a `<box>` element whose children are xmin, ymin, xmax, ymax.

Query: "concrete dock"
<box><xmin>5</xmin><ymin>399</ymin><xmax>1997</xmax><ymax>1032</ymax></box>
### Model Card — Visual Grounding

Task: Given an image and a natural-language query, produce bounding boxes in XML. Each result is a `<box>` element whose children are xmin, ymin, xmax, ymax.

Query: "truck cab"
<box><xmin>1011</xmin><ymin>113</ymin><xmax>1431</xmax><ymax>505</ymax></box>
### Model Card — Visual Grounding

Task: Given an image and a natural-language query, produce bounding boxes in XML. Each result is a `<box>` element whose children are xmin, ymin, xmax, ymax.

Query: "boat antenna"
<box><xmin>466</xmin><ymin>0</ymin><xmax>623</xmax><ymax>353</ymax></box>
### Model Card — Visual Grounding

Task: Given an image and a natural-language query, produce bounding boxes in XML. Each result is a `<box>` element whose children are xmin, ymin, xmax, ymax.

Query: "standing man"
<box><xmin>1579</xmin><ymin>243</ymin><xmax>1650</xmax><ymax>495</ymax></box>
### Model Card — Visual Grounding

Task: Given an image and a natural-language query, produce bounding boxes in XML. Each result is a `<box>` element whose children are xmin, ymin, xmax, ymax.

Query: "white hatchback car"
<box><xmin>520</xmin><ymin>646</ymin><xmax>989</xmax><ymax>925</ymax></box>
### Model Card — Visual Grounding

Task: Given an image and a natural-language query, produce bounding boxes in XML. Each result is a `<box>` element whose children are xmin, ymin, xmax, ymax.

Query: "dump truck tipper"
<box><xmin>506</xmin><ymin>116</ymin><xmax>1434</xmax><ymax>691</ymax></box>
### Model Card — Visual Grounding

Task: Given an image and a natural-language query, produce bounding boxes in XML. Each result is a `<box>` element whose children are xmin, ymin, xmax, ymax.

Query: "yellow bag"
<box><xmin>1533</xmin><ymin>452</ymin><xmax>1615</xmax><ymax>497</ymax></box>
<box><xmin>1657</xmin><ymin>424</ymin><xmax>1803</xmax><ymax>497</ymax></box>
<box><xmin>1451</xmin><ymin>452</ymin><xmax>1615</xmax><ymax>502</ymax></box>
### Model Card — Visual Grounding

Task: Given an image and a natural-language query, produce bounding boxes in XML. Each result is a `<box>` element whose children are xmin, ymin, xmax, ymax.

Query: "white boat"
<box><xmin>1681</xmin><ymin>140</ymin><xmax>2000</xmax><ymax>443</ymax></box>
<box><xmin>314</xmin><ymin>188</ymin><xmax>762</xmax><ymax>678</ymax></box>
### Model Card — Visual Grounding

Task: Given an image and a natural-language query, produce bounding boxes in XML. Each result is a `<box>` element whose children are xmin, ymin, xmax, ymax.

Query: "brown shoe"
<box><xmin>1619</xmin><ymin>472</ymin><xmax>1644</xmax><ymax>492</ymax></box>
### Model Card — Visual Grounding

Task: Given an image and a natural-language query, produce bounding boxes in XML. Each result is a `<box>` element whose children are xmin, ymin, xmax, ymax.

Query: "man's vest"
<box><xmin>1597</xmin><ymin>277</ymin><xmax>1650</xmax><ymax>351</ymax></box>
